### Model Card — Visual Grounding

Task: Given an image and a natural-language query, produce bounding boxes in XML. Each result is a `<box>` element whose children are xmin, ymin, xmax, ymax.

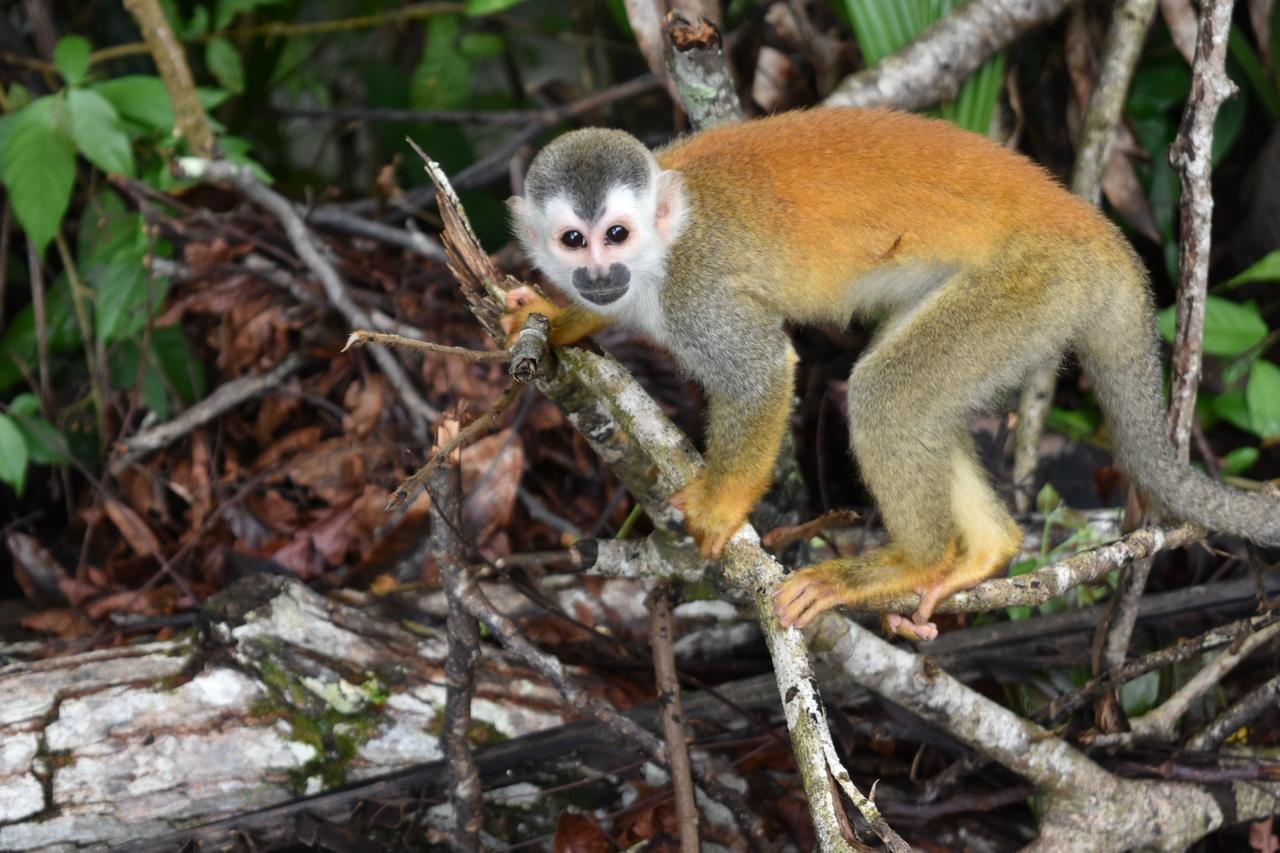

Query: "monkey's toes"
<box><xmin>773</xmin><ymin>574</ymin><xmax>832</xmax><ymax>628</ymax></box>
<box><xmin>884</xmin><ymin>613</ymin><xmax>938</xmax><ymax>642</ymax></box>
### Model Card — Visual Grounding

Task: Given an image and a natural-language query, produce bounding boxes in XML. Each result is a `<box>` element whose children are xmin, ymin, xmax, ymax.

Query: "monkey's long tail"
<box><xmin>1078</xmin><ymin>272</ymin><xmax>1280</xmax><ymax>546</ymax></box>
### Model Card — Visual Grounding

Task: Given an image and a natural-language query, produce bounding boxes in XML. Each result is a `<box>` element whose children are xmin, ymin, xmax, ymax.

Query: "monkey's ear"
<box><xmin>654</xmin><ymin>170</ymin><xmax>688</xmax><ymax>243</ymax></box>
<box><xmin>506</xmin><ymin>196</ymin><xmax>538</xmax><ymax>243</ymax></box>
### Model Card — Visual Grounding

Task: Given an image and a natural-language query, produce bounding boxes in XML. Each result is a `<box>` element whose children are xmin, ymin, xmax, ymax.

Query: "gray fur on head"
<box><xmin>524</xmin><ymin>128</ymin><xmax>655</xmax><ymax>222</ymax></box>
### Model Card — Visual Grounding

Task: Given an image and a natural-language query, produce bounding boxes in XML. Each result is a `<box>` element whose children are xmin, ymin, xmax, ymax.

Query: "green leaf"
<box><xmin>1219</xmin><ymin>446</ymin><xmax>1259</xmax><ymax>477</ymax></box>
<box><xmin>54</xmin><ymin>35</ymin><xmax>92</xmax><ymax>86</ymax></box>
<box><xmin>12</xmin><ymin>411</ymin><xmax>69</xmax><ymax>466</ymax></box>
<box><xmin>1229</xmin><ymin>26</ymin><xmax>1280</xmax><ymax>119</ymax></box>
<box><xmin>0</xmin><ymin>98</ymin><xmax>75</xmax><ymax>257</ymax></box>
<box><xmin>466</xmin><ymin>0</ymin><xmax>526</xmax><ymax>13</ymax></box>
<box><xmin>68</xmin><ymin>89</ymin><xmax>135</xmax><ymax>176</ymax></box>
<box><xmin>77</xmin><ymin>190</ymin><xmax>135</xmax><ymax>265</ymax></box>
<box><xmin>1</xmin><ymin>392</ymin><xmax>63</xmax><ymax>464</ymax></box>
<box><xmin>92</xmin><ymin>247</ymin><xmax>166</xmax><ymax>343</ymax></box>
<box><xmin>1212</xmin><ymin>390</ymin><xmax>1254</xmax><ymax>434</ymax></box>
<box><xmin>92</xmin><ymin>76</ymin><xmax>175</xmax><ymax>132</ymax></box>
<box><xmin>410</xmin><ymin>15</ymin><xmax>472</xmax><ymax>109</ymax></box>
<box><xmin>1225</xmin><ymin>250</ymin><xmax>1280</xmax><ymax>288</ymax></box>
<box><xmin>1246</xmin><ymin>360</ymin><xmax>1280</xmax><ymax>439</ymax></box>
<box><xmin>459</xmin><ymin>32</ymin><xmax>506</xmax><ymax>58</ymax></box>
<box><xmin>206</xmin><ymin>37</ymin><xmax>245</xmax><ymax>94</ymax></box>
<box><xmin>152</xmin><ymin>325</ymin><xmax>205</xmax><ymax>405</ymax></box>
<box><xmin>1119</xmin><ymin>670</ymin><xmax>1161</xmax><ymax>717</ymax></box>
<box><xmin>1156</xmin><ymin>297</ymin><xmax>1268</xmax><ymax>357</ymax></box>
<box><xmin>1127</xmin><ymin>61</ymin><xmax>1191</xmax><ymax>117</ymax></box>
<box><xmin>0</xmin><ymin>414</ymin><xmax>29</xmax><ymax>495</ymax></box>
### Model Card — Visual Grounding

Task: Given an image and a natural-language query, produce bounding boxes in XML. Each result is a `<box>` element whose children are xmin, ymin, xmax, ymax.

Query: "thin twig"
<box><xmin>430</xmin><ymin>416</ymin><xmax>483</xmax><ymax>852</ymax></box>
<box><xmin>389</xmin><ymin>385</ymin><xmax>525</xmax><ymax>511</ymax></box>
<box><xmin>1036</xmin><ymin>611</ymin><xmax>1280</xmax><ymax>723</ymax></box>
<box><xmin>344</xmin><ymin>330</ymin><xmax>510</xmax><ymax>363</ymax></box>
<box><xmin>109</xmin><ymin>354</ymin><xmax>309</xmax><ymax>475</ymax></box>
<box><xmin>1167</xmin><ymin>0</ymin><xmax>1238</xmax><ymax>458</ymax></box>
<box><xmin>647</xmin><ymin>585</ymin><xmax>699</xmax><ymax>853</ymax></box>
<box><xmin>1187</xmin><ymin>672</ymin><xmax>1280</xmax><ymax>750</ymax></box>
<box><xmin>1121</xmin><ymin>620</ymin><xmax>1280</xmax><ymax>742</ymax></box>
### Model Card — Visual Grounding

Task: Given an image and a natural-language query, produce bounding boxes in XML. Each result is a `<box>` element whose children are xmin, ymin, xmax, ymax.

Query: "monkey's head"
<box><xmin>508</xmin><ymin>128</ymin><xmax>687</xmax><ymax>311</ymax></box>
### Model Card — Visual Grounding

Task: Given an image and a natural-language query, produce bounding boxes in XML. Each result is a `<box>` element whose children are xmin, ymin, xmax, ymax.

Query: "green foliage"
<box><xmin>1224</xmin><ymin>250</ymin><xmax>1280</xmax><ymax>288</ymax></box>
<box><xmin>206</xmin><ymin>37</ymin><xmax>246</xmax><ymax>94</ymax></box>
<box><xmin>0</xmin><ymin>98</ymin><xmax>76</xmax><ymax>256</ymax></box>
<box><xmin>1156</xmin><ymin>297</ymin><xmax>1268</xmax><ymax>358</ymax></box>
<box><xmin>0</xmin><ymin>414</ymin><xmax>30</xmax><ymax>494</ymax></box>
<box><xmin>53</xmin><ymin>35</ymin><xmax>92</xmax><ymax>86</ymax></box>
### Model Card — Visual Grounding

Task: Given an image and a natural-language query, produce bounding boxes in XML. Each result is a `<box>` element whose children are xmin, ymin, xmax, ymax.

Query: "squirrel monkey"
<box><xmin>502</xmin><ymin>109</ymin><xmax>1280</xmax><ymax>640</ymax></box>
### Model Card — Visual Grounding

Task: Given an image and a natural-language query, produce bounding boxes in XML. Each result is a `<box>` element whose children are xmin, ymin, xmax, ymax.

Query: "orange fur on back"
<box><xmin>656</xmin><ymin>109</ymin><xmax>1110</xmax><ymax>323</ymax></box>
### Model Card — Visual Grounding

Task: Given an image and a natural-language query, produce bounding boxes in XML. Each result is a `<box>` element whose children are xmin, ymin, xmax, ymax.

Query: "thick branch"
<box><xmin>824</xmin><ymin>0</ymin><xmax>1073</xmax><ymax>110</ymax></box>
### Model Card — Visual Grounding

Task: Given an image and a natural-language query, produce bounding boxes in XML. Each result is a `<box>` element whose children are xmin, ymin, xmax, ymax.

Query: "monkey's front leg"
<box><xmin>672</xmin><ymin>346</ymin><xmax>797</xmax><ymax>559</ymax></box>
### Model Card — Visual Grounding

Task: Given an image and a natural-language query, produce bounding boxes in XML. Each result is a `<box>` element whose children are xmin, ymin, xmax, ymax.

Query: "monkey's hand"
<box><xmin>671</xmin><ymin>476</ymin><xmax>752</xmax><ymax>559</ymax></box>
<box><xmin>501</xmin><ymin>286</ymin><xmax>609</xmax><ymax>347</ymax></box>
<box><xmin>501</xmin><ymin>286</ymin><xmax>562</xmax><ymax>346</ymax></box>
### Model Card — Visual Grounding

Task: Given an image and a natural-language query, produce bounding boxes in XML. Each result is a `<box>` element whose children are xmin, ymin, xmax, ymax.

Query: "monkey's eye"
<box><xmin>605</xmin><ymin>225</ymin><xmax>629</xmax><ymax>245</ymax></box>
<box><xmin>560</xmin><ymin>230</ymin><xmax>586</xmax><ymax>249</ymax></box>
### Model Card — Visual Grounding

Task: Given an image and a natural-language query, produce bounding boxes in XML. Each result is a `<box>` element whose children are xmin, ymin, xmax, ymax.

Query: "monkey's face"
<box><xmin>509</xmin><ymin>171</ymin><xmax>687</xmax><ymax>315</ymax></box>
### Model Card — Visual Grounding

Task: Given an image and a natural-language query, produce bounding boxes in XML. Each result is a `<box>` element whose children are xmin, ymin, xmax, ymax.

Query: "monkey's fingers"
<box><xmin>504</xmin><ymin>286</ymin><xmax>538</xmax><ymax>309</ymax></box>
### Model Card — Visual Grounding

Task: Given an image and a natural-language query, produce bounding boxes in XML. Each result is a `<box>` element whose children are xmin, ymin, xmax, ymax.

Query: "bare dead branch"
<box><xmin>824</xmin><ymin>0</ymin><xmax>1074</xmax><ymax>110</ymax></box>
<box><xmin>1123</xmin><ymin>620</ymin><xmax>1280</xmax><ymax>742</ymax></box>
<box><xmin>430</xmin><ymin>417</ymin><xmax>482</xmax><ymax>851</ymax></box>
<box><xmin>1167</xmin><ymin>0</ymin><xmax>1238</xmax><ymax>458</ymax></box>
<box><xmin>647</xmin><ymin>586</ymin><xmax>699</xmax><ymax>852</ymax></box>
<box><xmin>109</xmin><ymin>353</ymin><xmax>308</xmax><ymax>475</ymax></box>
<box><xmin>663</xmin><ymin>11</ymin><xmax>742</xmax><ymax>129</ymax></box>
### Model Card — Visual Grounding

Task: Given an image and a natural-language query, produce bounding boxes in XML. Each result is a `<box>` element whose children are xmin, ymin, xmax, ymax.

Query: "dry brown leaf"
<box><xmin>104</xmin><ymin>498</ymin><xmax>163</xmax><ymax>560</ymax></box>
<box><xmin>553</xmin><ymin>813</ymin><xmax>612</xmax><ymax>853</ymax></box>
<box><xmin>461</xmin><ymin>429</ymin><xmax>524</xmax><ymax>550</ymax></box>
<box><xmin>21</xmin><ymin>608</ymin><xmax>95</xmax><ymax>639</ymax></box>
<box><xmin>342</xmin><ymin>375</ymin><xmax>388</xmax><ymax>437</ymax></box>
<box><xmin>256</xmin><ymin>425</ymin><xmax>325</xmax><ymax>469</ymax></box>
<box><xmin>255</xmin><ymin>383</ymin><xmax>303</xmax><ymax>446</ymax></box>
<box><xmin>269</xmin><ymin>504</ymin><xmax>357</xmax><ymax>579</ymax></box>
<box><xmin>7</xmin><ymin>532</ymin><xmax>69</xmax><ymax>607</ymax></box>
<box><xmin>85</xmin><ymin>586</ymin><xmax>180</xmax><ymax>620</ymax></box>
<box><xmin>286</xmin><ymin>436</ymin><xmax>389</xmax><ymax>505</ymax></box>
<box><xmin>1103</xmin><ymin>130</ymin><xmax>1161</xmax><ymax>243</ymax></box>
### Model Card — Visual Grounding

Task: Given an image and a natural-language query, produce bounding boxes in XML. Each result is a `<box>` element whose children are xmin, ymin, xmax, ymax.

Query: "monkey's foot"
<box><xmin>883</xmin><ymin>613</ymin><xmax>939</xmax><ymax>642</ymax></box>
<box><xmin>671</xmin><ymin>480</ymin><xmax>748</xmax><ymax>560</ymax></box>
<box><xmin>773</xmin><ymin>564</ymin><xmax>848</xmax><ymax>628</ymax></box>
